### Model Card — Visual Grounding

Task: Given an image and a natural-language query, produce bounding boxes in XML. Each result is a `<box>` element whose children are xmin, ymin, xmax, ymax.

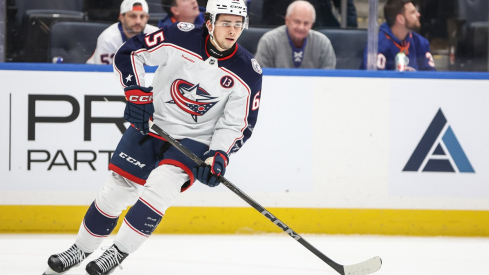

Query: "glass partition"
<box><xmin>362</xmin><ymin>0</ymin><xmax>489</xmax><ymax>72</ymax></box>
<box><xmin>2</xmin><ymin>0</ymin><xmax>488</xmax><ymax>71</ymax></box>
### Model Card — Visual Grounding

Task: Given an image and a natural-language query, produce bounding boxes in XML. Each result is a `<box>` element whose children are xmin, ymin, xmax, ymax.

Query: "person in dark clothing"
<box><xmin>158</xmin><ymin>0</ymin><xmax>205</xmax><ymax>27</ymax></box>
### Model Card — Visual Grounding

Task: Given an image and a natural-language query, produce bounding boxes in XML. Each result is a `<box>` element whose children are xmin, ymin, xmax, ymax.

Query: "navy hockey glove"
<box><xmin>124</xmin><ymin>85</ymin><xmax>154</xmax><ymax>134</ymax></box>
<box><xmin>192</xmin><ymin>150</ymin><xmax>228</xmax><ymax>187</ymax></box>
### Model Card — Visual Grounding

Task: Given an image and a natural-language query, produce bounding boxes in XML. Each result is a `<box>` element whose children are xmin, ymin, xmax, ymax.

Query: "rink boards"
<box><xmin>1</xmin><ymin>64</ymin><xmax>488</xmax><ymax>236</ymax></box>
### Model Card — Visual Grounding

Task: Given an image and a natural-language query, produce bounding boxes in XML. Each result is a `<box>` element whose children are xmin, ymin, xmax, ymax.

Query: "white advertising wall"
<box><xmin>1</xmin><ymin>69</ymin><xmax>489</xmax><ymax>211</ymax></box>
<box><xmin>389</xmin><ymin>78</ymin><xmax>489</xmax><ymax>200</ymax></box>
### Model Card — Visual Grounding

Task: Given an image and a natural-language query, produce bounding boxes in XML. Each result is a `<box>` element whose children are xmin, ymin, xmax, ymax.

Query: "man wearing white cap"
<box><xmin>86</xmin><ymin>0</ymin><xmax>159</xmax><ymax>64</ymax></box>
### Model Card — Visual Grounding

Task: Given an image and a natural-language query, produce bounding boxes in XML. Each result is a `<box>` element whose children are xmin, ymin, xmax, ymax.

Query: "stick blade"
<box><xmin>343</xmin><ymin>256</ymin><xmax>382</xmax><ymax>275</ymax></box>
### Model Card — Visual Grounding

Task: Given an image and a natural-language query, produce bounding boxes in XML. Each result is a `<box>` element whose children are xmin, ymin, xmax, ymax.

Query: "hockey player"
<box><xmin>43</xmin><ymin>0</ymin><xmax>262</xmax><ymax>274</ymax></box>
<box><xmin>86</xmin><ymin>0</ymin><xmax>159</xmax><ymax>65</ymax></box>
<box><xmin>360</xmin><ymin>0</ymin><xmax>436</xmax><ymax>71</ymax></box>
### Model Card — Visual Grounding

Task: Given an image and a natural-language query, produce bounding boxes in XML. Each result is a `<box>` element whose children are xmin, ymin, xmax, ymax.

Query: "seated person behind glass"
<box><xmin>158</xmin><ymin>0</ymin><xmax>205</xmax><ymax>27</ymax></box>
<box><xmin>255</xmin><ymin>0</ymin><xmax>336</xmax><ymax>69</ymax></box>
<box><xmin>87</xmin><ymin>0</ymin><xmax>159</xmax><ymax>65</ymax></box>
<box><xmin>360</xmin><ymin>0</ymin><xmax>436</xmax><ymax>71</ymax></box>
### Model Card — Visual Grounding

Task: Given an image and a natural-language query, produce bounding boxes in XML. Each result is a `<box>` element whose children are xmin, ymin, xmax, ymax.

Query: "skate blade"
<box><xmin>42</xmin><ymin>266</ymin><xmax>61</xmax><ymax>275</ymax></box>
<box><xmin>42</xmin><ymin>266</ymin><xmax>87</xmax><ymax>275</ymax></box>
<box><xmin>43</xmin><ymin>266</ymin><xmax>86</xmax><ymax>275</ymax></box>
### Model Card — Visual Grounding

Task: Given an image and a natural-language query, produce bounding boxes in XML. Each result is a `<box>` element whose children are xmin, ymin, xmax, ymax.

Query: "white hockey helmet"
<box><xmin>206</xmin><ymin>0</ymin><xmax>249</xmax><ymax>29</ymax></box>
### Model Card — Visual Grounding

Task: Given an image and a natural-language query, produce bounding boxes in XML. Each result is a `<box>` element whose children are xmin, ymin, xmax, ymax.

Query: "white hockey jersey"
<box><xmin>87</xmin><ymin>22</ymin><xmax>159</xmax><ymax>65</ymax></box>
<box><xmin>113</xmin><ymin>22</ymin><xmax>263</xmax><ymax>156</ymax></box>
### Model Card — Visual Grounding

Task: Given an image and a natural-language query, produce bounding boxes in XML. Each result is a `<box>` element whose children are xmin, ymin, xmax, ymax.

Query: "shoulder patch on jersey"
<box><xmin>220</xmin><ymin>75</ymin><xmax>234</xmax><ymax>88</ymax></box>
<box><xmin>177</xmin><ymin>22</ymin><xmax>195</xmax><ymax>32</ymax></box>
<box><xmin>251</xmin><ymin>58</ymin><xmax>262</xmax><ymax>74</ymax></box>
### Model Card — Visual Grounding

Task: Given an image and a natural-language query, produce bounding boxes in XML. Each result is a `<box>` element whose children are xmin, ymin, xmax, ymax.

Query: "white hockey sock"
<box><xmin>75</xmin><ymin>172</ymin><xmax>140</xmax><ymax>253</ymax></box>
<box><xmin>113</xmin><ymin>219</ymin><xmax>150</xmax><ymax>254</ymax></box>
<box><xmin>113</xmin><ymin>165</ymin><xmax>187</xmax><ymax>254</ymax></box>
<box><xmin>75</xmin><ymin>220</ymin><xmax>106</xmax><ymax>253</ymax></box>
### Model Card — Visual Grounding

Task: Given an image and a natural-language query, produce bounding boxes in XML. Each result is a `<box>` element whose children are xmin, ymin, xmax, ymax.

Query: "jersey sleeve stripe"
<box><xmin>113</xmin><ymin>63</ymin><xmax>127</xmax><ymax>88</ymax></box>
<box><xmin>220</xmin><ymin>67</ymin><xmax>251</xmax><ymax>153</ymax></box>
<box><xmin>130</xmin><ymin>50</ymin><xmax>145</xmax><ymax>86</ymax></box>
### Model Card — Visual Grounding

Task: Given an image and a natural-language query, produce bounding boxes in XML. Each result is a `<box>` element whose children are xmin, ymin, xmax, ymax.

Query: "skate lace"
<box><xmin>94</xmin><ymin>246</ymin><xmax>124</xmax><ymax>272</ymax></box>
<box><xmin>58</xmin><ymin>245</ymin><xmax>86</xmax><ymax>268</ymax></box>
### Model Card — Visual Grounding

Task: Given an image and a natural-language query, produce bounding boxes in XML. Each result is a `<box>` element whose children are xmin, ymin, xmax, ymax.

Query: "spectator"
<box><xmin>158</xmin><ymin>0</ymin><xmax>205</xmax><ymax>28</ymax></box>
<box><xmin>86</xmin><ymin>0</ymin><xmax>159</xmax><ymax>65</ymax></box>
<box><xmin>255</xmin><ymin>0</ymin><xmax>336</xmax><ymax>69</ymax></box>
<box><xmin>261</xmin><ymin>0</ymin><xmax>357</xmax><ymax>28</ymax></box>
<box><xmin>360</xmin><ymin>0</ymin><xmax>436</xmax><ymax>71</ymax></box>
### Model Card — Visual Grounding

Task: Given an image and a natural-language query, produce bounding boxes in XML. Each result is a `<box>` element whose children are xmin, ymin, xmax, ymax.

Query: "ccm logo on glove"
<box><xmin>125</xmin><ymin>88</ymin><xmax>153</xmax><ymax>104</ymax></box>
<box><xmin>123</xmin><ymin>85</ymin><xmax>154</xmax><ymax>135</ymax></box>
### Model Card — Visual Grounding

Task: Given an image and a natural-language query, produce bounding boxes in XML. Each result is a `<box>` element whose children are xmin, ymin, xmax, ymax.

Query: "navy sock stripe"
<box><xmin>123</xmin><ymin>218</ymin><xmax>150</xmax><ymax>237</ymax></box>
<box><xmin>83</xmin><ymin>201</ymin><xmax>119</xmax><ymax>237</ymax></box>
<box><xmin>124</xmin><ymin>199</ymin><xmax>163</xmax><ymax>236</ymax></box>
<box><xmin>82</xmin><ymin>219</ymin><xmax>106</xmax><ymax>238</ymax></box>
<box><xmin>139</xmin><ymin>197</ymin><xmax>164</xmax><ymax>216</ymax></box>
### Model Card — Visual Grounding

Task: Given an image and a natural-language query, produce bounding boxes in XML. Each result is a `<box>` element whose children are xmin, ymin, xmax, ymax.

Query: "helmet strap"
<box><xmin>208</xmin><ymin>14</ymin><xmax>227</xmax><ymax>52</ymax></box>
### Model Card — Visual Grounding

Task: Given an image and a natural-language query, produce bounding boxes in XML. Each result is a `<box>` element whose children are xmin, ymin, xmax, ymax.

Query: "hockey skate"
<box><xmin>85</xmin><ymin>245</ymin><xmax>128</xmax><ymax>275</ymax></box>
<box><xmin>43</xmin><ymin>244</ymin><xmax>91</xmax><ymax>274</ymax></box>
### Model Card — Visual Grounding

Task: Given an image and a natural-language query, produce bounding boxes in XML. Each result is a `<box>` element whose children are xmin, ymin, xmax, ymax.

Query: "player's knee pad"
<box><xmin>96</xmin><ymin>172</ymin><xmax>141</xmax><ymax>217</ymax></box>
<box><xmin>140</xmin><ymin>164</ymin><xmax>188</xmax><ymax>214</ymax></box>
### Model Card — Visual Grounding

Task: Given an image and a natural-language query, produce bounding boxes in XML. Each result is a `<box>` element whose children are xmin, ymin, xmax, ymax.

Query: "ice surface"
<box><xmin>1</xmin><ymin>233</ymin><xmax>487</xmax><ymax>275</ymax></box>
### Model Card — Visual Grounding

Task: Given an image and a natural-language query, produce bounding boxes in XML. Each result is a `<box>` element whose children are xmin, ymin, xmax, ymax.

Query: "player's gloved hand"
<box><xmin>192</xmin><ymin>150</ymin><xmax>228</xmax><ymax>187</ymax></box>
<box><xmin>124</xmin><ymin>85</ymin><xmax>154</xmax><ymax>134</ymax></box>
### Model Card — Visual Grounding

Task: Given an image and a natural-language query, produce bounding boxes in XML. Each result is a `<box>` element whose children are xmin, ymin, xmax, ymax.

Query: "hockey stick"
<box><xmin>150</xmin><ymin>122</ymin><xmax>382</xmax><ymax>275</ymax></box>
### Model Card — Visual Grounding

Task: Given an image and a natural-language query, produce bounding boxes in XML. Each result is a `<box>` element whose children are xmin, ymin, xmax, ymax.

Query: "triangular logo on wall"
<box><xmin>403</xmin><ymin>108</ymin><xmax>474</xmax><ymax>173</ymax></box>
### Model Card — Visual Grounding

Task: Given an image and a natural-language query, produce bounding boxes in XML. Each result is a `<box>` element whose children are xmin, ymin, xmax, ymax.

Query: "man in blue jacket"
<box><xmin>361</xmin><ymin>0</ymin><xmax>436</xmax><ymax>71</ymax></box>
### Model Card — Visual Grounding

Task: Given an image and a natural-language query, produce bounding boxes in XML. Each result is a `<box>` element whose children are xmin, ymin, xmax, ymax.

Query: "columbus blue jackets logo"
<box><xmin>251</xmin><ymin>58</ymin><xmax>262</xmax><ymax>74</ymax></box>
<box><xmin>167</xmin><ymin>79</ymin><xmax>218</xmax><ymax>122</ymax></box>
<box><xmin>177</xmin><ymin>22</ymin><xmax>194</xmax><ymax>32</ymax></box>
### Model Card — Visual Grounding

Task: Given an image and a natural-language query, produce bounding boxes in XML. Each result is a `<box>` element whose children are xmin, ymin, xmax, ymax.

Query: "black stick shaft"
<box><xmin>150</xmin><ymin>123</ymin><xmax>345</xmax><ymax>274</ymax></box>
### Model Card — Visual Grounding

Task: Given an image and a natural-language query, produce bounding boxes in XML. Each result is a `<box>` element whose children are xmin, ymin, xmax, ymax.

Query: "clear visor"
<box><xmin>214</xmin><ymin>22</ymin><xmax>243</xmax><ymax>29</ymax></box>
<box><xmin>243</xmin><ymin>17</ymin><xmax>249</xmax><ymax>29</ymax></box>
<box><xmin>212</xmin><ymin>15</ymin><xmax>249</xmax><ymax>30</ymax></box>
